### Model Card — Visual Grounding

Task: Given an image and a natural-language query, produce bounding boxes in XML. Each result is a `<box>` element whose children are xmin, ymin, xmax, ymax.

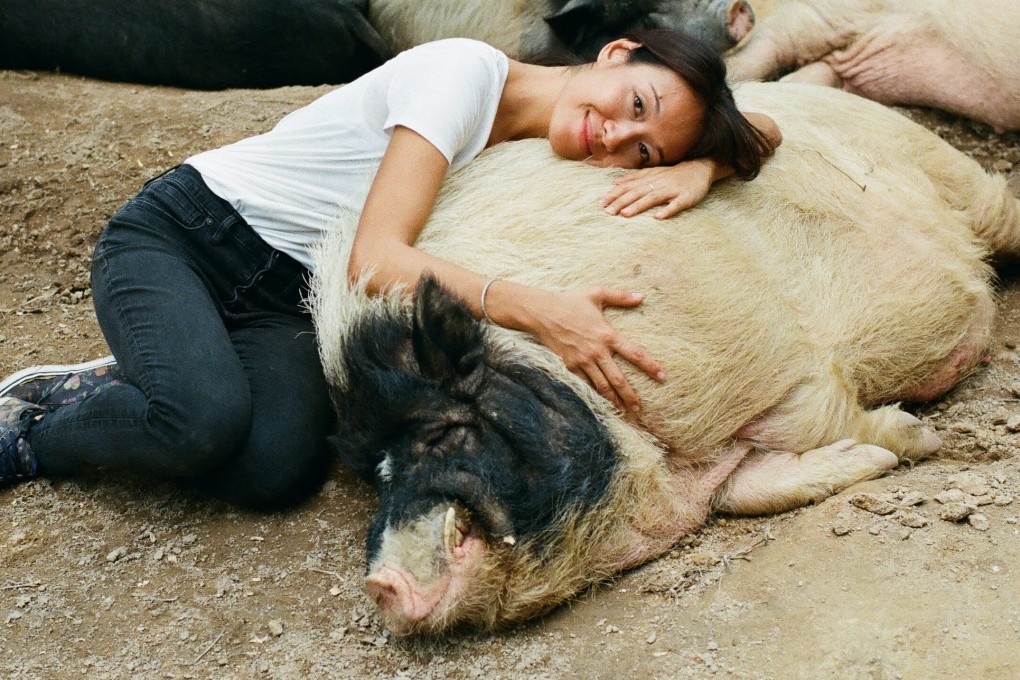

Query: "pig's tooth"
<box><xmin>442</xmin><ymin>506</ymin><xmax>459</xmax><ymax>554</ymax></box>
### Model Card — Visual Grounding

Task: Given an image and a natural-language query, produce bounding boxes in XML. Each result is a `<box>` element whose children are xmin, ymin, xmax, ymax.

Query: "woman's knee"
<box><xmin>149</xmin><ymin>391</ymin><xmax>253</xmax><ymax>477</ymax></box>
<box><xmin>202</xmin><ymin>427</ymin><xmax>333</xmax><ymax>509</ymax></box>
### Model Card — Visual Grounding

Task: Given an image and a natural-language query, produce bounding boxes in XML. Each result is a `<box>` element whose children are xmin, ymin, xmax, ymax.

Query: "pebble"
<box><xmin>899</xmin><ymin>491</ymin><xmax>927</xmax><ymax>507</ymax></box>
<box><xmin>994</xmin><ymin>494</ymin><xmax>1014</xmax><ymax>506</ymax></box>
<box><xmin>182</xmin><ymin>533</ymin><xmax>198</xmax><ymax>546</ymax></box>
<box><xmin>938</xmin><ymin>503</ymin><xmax>977</xmax><ymax>522</ymax></box>
<box><xmin>947</xmin><ymin>473</ymin><xmax>989</xmax><ymax>496</ymax></box>
<box><xmin>950</xmin><ymin>422</ymin><xmax>975</xmax><ymax>434</ymax></box>
<box><xmin>850</xmin><ymin>493</ymin><xmax>898</xmax><ymax>515</ymax></box>
<box><xmin>969</xmin><ymin>514</ymin><xmax>990</xmax><ymax>531</ymax></box>
<box><xmin>896</xmin><ymin>528</ymin><xmax>912</xmax><ymax>541</ymax></box>
<box><xmin>832</xmin><ymin>525</ymin><xmax>852</xmax><ymax>536</ymax></box>
<box><xmin>646</xmin><ymin>632</ymin><xmax>657</xmax><ymax>644</ymax></box>
<box><xmin>268</xmin><ymin>620</ymin><xmax>284</xmax><ymax>637</ymax></box>
<box><xmin>106</xmin><ymin>546</ymin><xmax>127</xmax><ymax>563</ymax></box>
<box><xmin>935</xmin><ymin>489</ymin><xmax>967</xmax><ymax>504</ymax></box>
<box><xmin>1007</xmin><ymin>415</ymin><xmax>1020</xmax><ymax>432</ymax></box>
<box><xmin>898</xmin><ymin>513</ymin><xmax>928</xmax><ymax>529</ymax></box>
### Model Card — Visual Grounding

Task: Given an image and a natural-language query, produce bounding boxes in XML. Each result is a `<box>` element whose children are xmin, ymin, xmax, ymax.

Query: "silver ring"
<box><xmin>647</xmin><ymin>182</ymin><xmax>655</xmax><ymax>192</ymax></box>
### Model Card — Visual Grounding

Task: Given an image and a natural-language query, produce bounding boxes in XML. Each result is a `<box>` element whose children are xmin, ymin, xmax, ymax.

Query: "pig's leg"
<box><xmin>724</xmin><ymin>1</ymin><xmax>858</xmax><ymax>82</ymax></box>
<box><xmin>778</xmin><ymin>60</ymin><xmax>842</xmax><ymax>87</ymax></box>
<box><xmin>821</xmin><ymin>19</ymin><xmax>1018</xmax><ymax>132</ymax></box>
<box><xmin>712</xmin><ymin>439</ymin><xmax>897</xmax><ymax>515</ymax></box>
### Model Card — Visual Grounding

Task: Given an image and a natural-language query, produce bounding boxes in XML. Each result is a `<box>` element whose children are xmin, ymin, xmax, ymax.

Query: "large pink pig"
<box><xmin>726</xmin><ymin>0</ymin><xmax>1020</xmax><ymax>132</ymax></box>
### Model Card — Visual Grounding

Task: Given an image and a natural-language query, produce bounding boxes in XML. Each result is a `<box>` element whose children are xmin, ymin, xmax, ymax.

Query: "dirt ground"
<box><xmin>3</xmin><ymin>45</ymin><xmax>1020</xmax><ymax>680</ymax></box>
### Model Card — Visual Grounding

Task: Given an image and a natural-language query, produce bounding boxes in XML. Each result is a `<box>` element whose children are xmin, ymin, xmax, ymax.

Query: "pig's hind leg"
<box><xmin>711</xmin><ymin>439</ymin><xmax>897</xmax><ymax>515</ymax></box>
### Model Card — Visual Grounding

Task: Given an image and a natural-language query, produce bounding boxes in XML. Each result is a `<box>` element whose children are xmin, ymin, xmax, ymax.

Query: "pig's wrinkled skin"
<box><xmin>0</xmin><ymin>0</ymin><xmax>390</xmax><ymax>89</ymax></box>
<box><xmin>310</xmin><ymin>82</ymin><xmax>1020</xmax><ymax>635</ymax></box>
<box><xmin>725</xmin><ymin>0</ymin><xmax>1020</xmax><ymax>132</ymax></box>
<box><xmin>369</xmin><ymin>0</ymin><xmax>755</xmax><ymax>63</ymax></box>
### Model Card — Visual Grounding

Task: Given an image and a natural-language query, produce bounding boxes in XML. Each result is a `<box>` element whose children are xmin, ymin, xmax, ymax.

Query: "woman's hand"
<box><xmin>502</xmin><ymin>284</ymin><xmax>665</xmax><ymax>412</ymax></box>
<box><xmin>600</xmin><ymin>158</ymin><xmax>728</xmax><ymax>220</ymax></box>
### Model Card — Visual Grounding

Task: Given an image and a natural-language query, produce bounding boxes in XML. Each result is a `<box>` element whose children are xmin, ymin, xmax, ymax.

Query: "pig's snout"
<box><xmin>727</xmin><ymin>0</ymin><xmax>755</xmax><ymax>43</ymax></box>
<box><xmin>365</xmin><ymin>565</ymin><xmax>438</xmax><ymax>631</ymax></box>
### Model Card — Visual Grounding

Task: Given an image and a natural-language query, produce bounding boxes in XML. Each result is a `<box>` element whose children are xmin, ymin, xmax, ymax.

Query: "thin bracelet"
<box><xmin>480</xmin><ymin>278</ymin><xmax>500</xmax><ymax>323</ymax></box>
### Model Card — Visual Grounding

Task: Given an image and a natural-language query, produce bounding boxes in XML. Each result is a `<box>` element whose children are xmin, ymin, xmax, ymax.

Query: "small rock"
<box><xmin>268</xmin><ymin>620</ymin><xmax>284</xmax><ymax>637</ymax></box>
<box><xmin>832</xmin><ymin>525</ymin><xmax>852</xmax><ymax>536</ymax></box>
<box><xmin>896</xmin><ymin>528</ymin><xmax>912</xmax><ymax>541</ymax></box>
<box><xmin>850</xmin><ymin>493</ymin><xmax>898</xmax><ymax>515</ymax></box>
<box><xmin>935</xmin><ymin>489</ymin><xmax>967</xmax><ymax>504</ymax></box>
<box><xmin>947</xmin><ymin>472</ymin><xmax>988</xmax><ymax>495</ymax></box>
<box><xmin>106</xmin><ymin>546</ymin><xmax>127</xmax><ymax>563</ymax></box>
<box><xmin>1010</xmin><ymin>382</ymin><xmax>1020</xmax><ymax>398</ymax></box>
<box><xmin>973</xmin><ymin>494</ymin><xmax>995</xmax><ymax>507</ymax></box>
<box><xmin>968</xmin><ymin>514</ymin><xmax>990</xmax><ymax>531</ymax></box>
<box><xmin>868</xmin><ymin>526</ymin><xmax>881</xmax><ymax>536</ymax></box>
<box><xmin>899</xmin><ymin>491</ymin><xmax>927</xmax><ymax>507</ymax></box>
<box><xmin>993</xmin><ymin>494</ymin><xmax>1014</xmax><ymax>506</ymax></box>
<box><xmin>646</xmin><ymin>632</ymin><xmax>657</xmax><ymax>644</ymax></box>
<box><xmin>950</xmin><ymin>422</ymin><xmax>975</xmax><ymax>434</ymax></box>
<box><xmin>182</xmin><ymin>533</ymin><xmax>198</xmax><ymax>546</ymax></box>
<box><xmin>1006</xmin><ymin>415</ymin><xmax>1020</xmax><ymax>432</ymax></box>
<box><xmin>939</xmin><ymin>503</ymin><xmax>977</xmax><ymax>522</ymax></box>
<box><xmin>991</xmin><ymin>409</ymin><xmax>1010</xmax><ymax>426</ymax></box>
<box><xmin>898</xmin><ymin>513</ymin><xmax>928</xmax><ymax>529</ymax></box>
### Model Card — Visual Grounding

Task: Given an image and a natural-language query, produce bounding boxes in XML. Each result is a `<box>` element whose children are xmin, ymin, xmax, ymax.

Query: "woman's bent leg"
<box><xmin>198</xmin><ymin>314</ymin><xmax>334</xmax><ymax>509</ymax></box>
<box><xmin>28</xmin><ymin>169</ymin><xmax>255</xmax><ymax>477</ymax></box>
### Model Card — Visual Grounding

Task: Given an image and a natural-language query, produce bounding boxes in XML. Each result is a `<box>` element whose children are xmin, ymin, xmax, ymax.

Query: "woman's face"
<box><xmin>549</xmin><ymin>41</ymin><xmax>706</xmax><ymax>169</ymax></box>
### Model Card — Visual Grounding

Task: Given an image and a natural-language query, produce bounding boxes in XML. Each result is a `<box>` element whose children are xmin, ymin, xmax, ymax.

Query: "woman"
<box><xmin>0</xmin><ymin>30</ymin><xmax>780</xmax><ymax>507</ymax></box>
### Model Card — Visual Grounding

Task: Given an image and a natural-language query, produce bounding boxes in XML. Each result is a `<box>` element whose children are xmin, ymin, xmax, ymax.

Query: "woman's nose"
<box><xmin>602</xmin><ymin>120</ymin><xmax>635</xmax><ymax>152</ymax></box>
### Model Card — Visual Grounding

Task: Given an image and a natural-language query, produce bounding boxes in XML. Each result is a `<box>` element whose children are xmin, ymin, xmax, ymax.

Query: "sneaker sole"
<box><xmin>0</xmin><ymin>356</ymin><xmax>118</xmax><ymax>398</ymax></box>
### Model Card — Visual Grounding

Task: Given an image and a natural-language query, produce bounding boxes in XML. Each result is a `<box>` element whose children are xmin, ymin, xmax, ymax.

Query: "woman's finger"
<box><xmin>613</xmin><ymin>336</ymin><xmax>666</xmax><ymax>383</ymax></box>
<box><xmin>596</xmin><ymin>355</ymin><xmax>640</xmax><ymax>412</ymax></box>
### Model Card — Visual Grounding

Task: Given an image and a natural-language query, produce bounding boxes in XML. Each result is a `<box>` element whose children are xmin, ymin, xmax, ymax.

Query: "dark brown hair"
<box><xmin>621</xmin><ymin>28</ymin><xmax>772</xmax><ymax>180</ymax></box>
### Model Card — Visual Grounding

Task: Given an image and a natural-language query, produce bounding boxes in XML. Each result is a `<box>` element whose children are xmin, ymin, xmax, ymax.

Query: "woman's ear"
<box><xmin>596</xmin><ymin>38</ymin><xmax>643</xmax><ymax>65</ymax></box>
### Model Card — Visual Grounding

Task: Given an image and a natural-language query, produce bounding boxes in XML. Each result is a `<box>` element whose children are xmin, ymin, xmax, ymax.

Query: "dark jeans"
<box><xmin>28</xmin><ymin>165</ymin><xmax>335</xmax><ymax>509</ymax></box>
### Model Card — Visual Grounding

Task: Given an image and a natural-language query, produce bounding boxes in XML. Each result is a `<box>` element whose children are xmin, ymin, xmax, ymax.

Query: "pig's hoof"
<box><xmin>895</xmin><ymin>411</ymin><xmax>941</xmax><ymax>457</ymax></box>
<box><xmin>856</xmin><ymin>444</ymin><xmax>899</xmax><ymax>471</ymax></box>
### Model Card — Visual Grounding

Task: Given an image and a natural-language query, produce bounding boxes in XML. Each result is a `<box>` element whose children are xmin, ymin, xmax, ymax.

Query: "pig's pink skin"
<box><xmin>816</xmin><ymin>19</ymin><xmax>1018</xmax><ymax>134</ymax></box>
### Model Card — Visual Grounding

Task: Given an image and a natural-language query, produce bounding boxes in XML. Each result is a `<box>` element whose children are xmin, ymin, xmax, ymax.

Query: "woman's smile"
<box><xmin>580</xmin><ymin>111</ymin><xmax>593</xmax><ymax>156</ymax></box>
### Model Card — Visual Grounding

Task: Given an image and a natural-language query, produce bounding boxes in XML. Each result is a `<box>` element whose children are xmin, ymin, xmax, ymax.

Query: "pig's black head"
<box><xmin>328</xmin><ymin>276</ymin><xmax>618</xmax><ymax>564</ymax></box>
<box><xmin>543</xmin><ymin>0</ymin><xmax>754</xmax><ymax>60</ymax></box>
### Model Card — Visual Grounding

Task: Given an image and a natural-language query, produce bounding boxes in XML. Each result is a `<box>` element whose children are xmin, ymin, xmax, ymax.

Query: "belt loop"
<box><xmin>210</xmin><ymin>213</ymin><xmax>238</xmax><ymax>245</ymax></box>
<box><xmin>142</xmin><ymin>163</ymin><xmax>181</xmax><ymax>188</ymax></box>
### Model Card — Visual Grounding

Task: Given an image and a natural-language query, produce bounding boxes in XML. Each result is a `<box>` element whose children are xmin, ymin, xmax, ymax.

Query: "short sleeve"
<box><xmin>383</xmin><ymin>40</ymin><xmax>506</xmax><ymax>164</ymax></box>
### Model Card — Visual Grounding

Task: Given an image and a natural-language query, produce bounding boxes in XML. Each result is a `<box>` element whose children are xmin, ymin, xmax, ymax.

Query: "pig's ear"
<box><xmin>545</xmin><ymin>0</ymin><xmax>602</xmax><ymax>49</ymax></box>
<box><xmin>411</xmin><ymin>275</ymin><xmax>485</xmax><ymax>382</ymax></box>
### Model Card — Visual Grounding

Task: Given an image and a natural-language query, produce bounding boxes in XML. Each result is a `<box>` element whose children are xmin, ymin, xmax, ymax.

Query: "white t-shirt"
<box><xmin>186</xmin><ymin>39</ymin><xmax>510</xmax><ymax>271</ymax></box>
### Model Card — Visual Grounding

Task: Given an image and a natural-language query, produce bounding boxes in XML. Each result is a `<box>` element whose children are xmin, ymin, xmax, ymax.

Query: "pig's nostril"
<box><xmin>365</xmin><ymin>574</ymin><xmax>399</xmax><ymax>611</ymax></box>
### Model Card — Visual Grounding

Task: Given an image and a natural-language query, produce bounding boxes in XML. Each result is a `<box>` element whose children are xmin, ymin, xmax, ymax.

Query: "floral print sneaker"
<box><xmin>0</xmin><ymin>396</ymin><xmax>44</xmax><ymax>487</ymax></box>
<box><xmin>0</xmin><ymin>356</ymin><xmax>123</xmax><ymax>409</ymax></box>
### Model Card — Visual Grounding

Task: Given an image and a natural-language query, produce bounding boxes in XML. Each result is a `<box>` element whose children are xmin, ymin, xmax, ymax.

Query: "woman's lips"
<box><xmin>581</xmin><ymin>112</ymin><xmax>592</xmax><ymax>156</ymax></box>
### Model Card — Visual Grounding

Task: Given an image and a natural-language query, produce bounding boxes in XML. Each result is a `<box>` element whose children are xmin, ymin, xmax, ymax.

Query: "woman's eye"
<box><xmin>639</xmin><ymin>142</ymin><xmax>650</xmax><ymax>164</ymax></box>
<box><xmin>634</xmin><ymin>94</ymin><xmax>644</xmax><ymax>115</ymax></box>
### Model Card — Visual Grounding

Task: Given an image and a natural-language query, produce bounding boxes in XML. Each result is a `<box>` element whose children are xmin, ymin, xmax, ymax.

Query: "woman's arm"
<box><xmin>601</xmin><ymin>112</ymin><xmax>783</xmax><ymax>220</ymax></box>
<box><xmin>349</xmin><ymin>126</ymin><xmax>665</xmax><ymax>412</ymax></box>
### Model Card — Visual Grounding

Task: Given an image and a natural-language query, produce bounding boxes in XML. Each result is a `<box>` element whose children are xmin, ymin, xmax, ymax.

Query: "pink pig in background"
<box><xmin>726</xmin><ymin>0</ymin><xmax>1020</xmax><ymax>132</ymax></box>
